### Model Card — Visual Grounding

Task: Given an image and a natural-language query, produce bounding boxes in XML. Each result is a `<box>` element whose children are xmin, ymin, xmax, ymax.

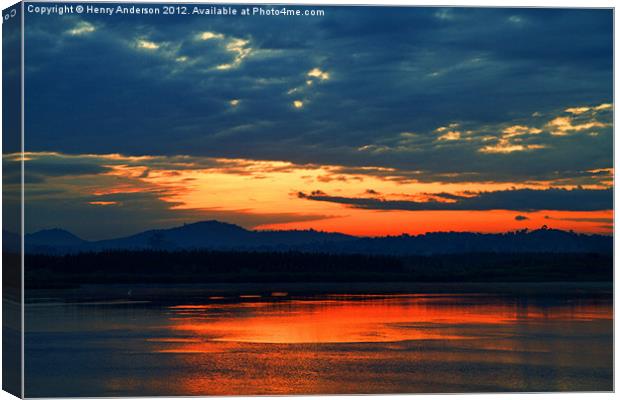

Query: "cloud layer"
<box><xmin>17</xmin><ymin>6</ymin><xmax>613</xmax><ymax>238</ymax></box>
<box><xmin>297</xmin><ymin>187</ymin><xmax>613</xmax><ymax>212</ymax></box>
<box><xmin>24</xmin><ymin>7</ymin><xmax>612</xmax><ymax>185</ymax></box>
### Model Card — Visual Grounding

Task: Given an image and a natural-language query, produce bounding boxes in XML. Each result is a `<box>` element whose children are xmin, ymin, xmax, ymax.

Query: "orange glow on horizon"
<box><xmin>257</xmin><ymin>209</ymin><xmax>613</xmax><ymax>237</ymax></box>
<box><xmin>92</xmin><ymin>157</ymin><xmax>612</xmax><ymax>235</ymax></box>
<box><xmin>19</xmin><ymin>151</ymin><xmax>613</xmax><ymax>236</ymax></box>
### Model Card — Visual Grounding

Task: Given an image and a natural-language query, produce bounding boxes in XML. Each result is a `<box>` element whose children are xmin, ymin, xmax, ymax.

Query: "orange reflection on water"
<box><xmin>154</xmin><ymin>295</ymin><xmax>611</xmax><ymax>349</ymax></box>
<box><xmin>125</xmin><ymin>294</ymin><xmax>614</xmax><ymax>395</ymax></box>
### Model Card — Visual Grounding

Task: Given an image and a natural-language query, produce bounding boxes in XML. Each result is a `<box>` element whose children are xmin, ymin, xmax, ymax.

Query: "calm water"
<box><xmin>25</xmin><ymin>286</ymin><xmax>612</xmax><ymax>396</ymax></box>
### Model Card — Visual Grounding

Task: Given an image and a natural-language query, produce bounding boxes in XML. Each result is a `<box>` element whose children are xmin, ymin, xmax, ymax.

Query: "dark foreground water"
<box><xmin>25</xmin><ymin>283</ymin><xmax>612</xmax><ymax>396</ymax></box>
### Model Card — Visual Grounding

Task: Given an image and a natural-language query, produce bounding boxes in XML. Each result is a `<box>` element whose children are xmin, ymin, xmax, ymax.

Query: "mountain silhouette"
<box><xmin>93</xmin><ymin>220</ymin><xmax>252</xmax><ymax>250</ymax></box>
<box><xmin>26</xmin><ymin>228</ymin><xmax>86</xmax><ymax>246</ymax></box>
<box><xmin>87</xmin><ymin>220</ymin><xmax>354</xmax><ymax>252</ymax></box>
<box><xmin>13</xmin><ymin>220</ymin><xmax>612</xmax><ymax>255</ymax></box>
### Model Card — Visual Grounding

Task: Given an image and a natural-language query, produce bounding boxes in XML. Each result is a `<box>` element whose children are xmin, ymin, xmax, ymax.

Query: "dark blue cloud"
<box><xmin>23</xmin><ymin>5</ymin><xmax>612</xmax><ymax>184</ymax></box>
<box><xmin>297</xmin><ymin>188</ymin><xmax>613</xmax><ymax>212</ymax></box>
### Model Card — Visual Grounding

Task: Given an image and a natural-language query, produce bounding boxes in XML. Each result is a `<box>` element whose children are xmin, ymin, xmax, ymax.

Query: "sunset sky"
<box><xmin>11</xmin><ymin>6</ymin><xmax>613</xmax><ymax>240</ymax></box>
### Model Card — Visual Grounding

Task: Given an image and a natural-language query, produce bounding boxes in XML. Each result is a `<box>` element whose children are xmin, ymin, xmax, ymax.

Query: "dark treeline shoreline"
<box><xmin>19</xmin><ymin>250</ymin><xmax>613</xmax><ymax>289</ymax></box>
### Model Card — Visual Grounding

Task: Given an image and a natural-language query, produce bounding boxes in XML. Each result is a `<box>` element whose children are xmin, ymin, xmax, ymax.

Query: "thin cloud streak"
<box><xmin>298</xmin><ymin>188</ymin><xmax>613</xmax><ymax>212</ymax></box>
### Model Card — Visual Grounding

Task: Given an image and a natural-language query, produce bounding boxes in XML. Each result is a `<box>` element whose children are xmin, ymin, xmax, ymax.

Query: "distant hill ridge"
<box><xmin>5</xmin><ymin>220</ymin><xmax>612</xmax><ymax>255</ymax></box>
